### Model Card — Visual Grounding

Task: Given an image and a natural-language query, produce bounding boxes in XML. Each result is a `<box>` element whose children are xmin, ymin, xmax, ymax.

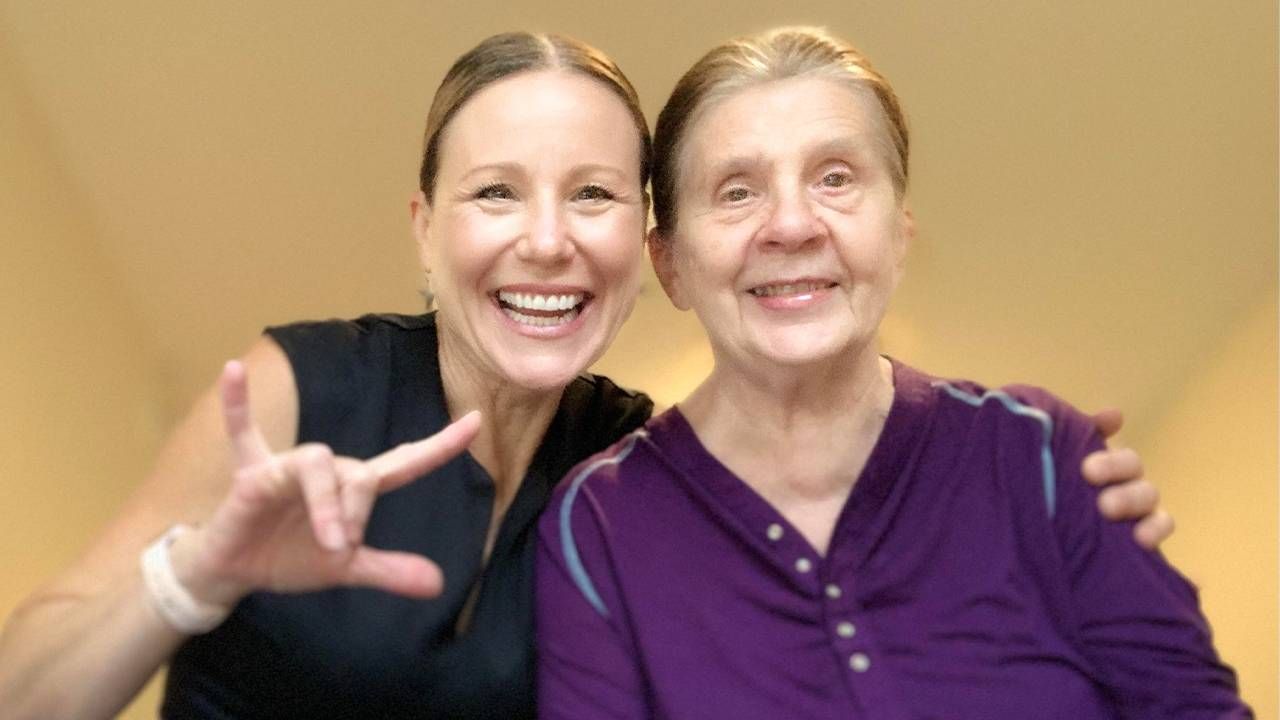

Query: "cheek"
<box><xmin>438</xmin><ymin>213</ymin><xmax>519</xmax><ymax>277</ymax></box>
<box><xmin>572</xmin><ymin>213</ymin><xmax>646</xmax><ymax>280</ymax></box>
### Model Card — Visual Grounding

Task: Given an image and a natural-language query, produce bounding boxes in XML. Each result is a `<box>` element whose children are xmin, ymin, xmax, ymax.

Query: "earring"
<box><xmin>420</xmin><ymin>268</ymin><xmax>435</xmax><ymax>311</ymax></box>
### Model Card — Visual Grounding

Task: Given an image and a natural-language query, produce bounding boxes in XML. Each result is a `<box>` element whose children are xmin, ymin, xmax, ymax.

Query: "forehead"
<box><xmin>682</xmin><ymin>77</ymin><xmax>887</xmax><ymax>175</ymax></box>
<box><xmin>439</xmin><ymin>70</ymin><xmax>640</xmax><ymax>176</ymax></box>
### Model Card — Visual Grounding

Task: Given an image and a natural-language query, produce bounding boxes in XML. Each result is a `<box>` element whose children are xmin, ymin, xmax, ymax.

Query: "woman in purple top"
<box><xmin>536</xmin><ymin>27</ymin><xmax>1250</xmax><ymax>719</ymax></box>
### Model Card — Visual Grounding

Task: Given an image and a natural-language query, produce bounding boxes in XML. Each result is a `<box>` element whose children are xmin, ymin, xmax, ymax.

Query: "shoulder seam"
<box><xmin>558</xmin><ymin>429</ymin><xmax>648</xmax><ymax>618</ymax></box>
<box><xmin>932</xmin><ymin>381</ymin><xmax>1057</xmax><ymax>518</ymax></box>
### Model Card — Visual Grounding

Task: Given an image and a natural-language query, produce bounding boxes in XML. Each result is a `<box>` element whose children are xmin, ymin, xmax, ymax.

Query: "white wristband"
<box><xmin>140</xmin><ymin>524</ymin><xmax>232</xmax><ymax>634</ymax></box>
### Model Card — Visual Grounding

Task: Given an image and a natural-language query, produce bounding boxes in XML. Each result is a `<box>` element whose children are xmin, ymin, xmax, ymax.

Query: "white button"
<box><xmin>837</xmin><ymin>621</ymin><xmax>856</xmax><ymax>638</ymax></box>
<box><xmin>766</xmin><ymin>523</ymin><xmax>784</xmax><ymax>541</ymax></box>
<box><xmin>795</xmin><ymin>557</ymin><xmax>812</xmax><ymax>573</ymax></box>
<box><xmin>825</xmin><ymin>584</ymin><xmax>842</xmax><ymax>599</ymax></box>
<box><xmin>849</xmin><ymin>653</ymin><xmax>871</xmax><ymax>672</ymax></box>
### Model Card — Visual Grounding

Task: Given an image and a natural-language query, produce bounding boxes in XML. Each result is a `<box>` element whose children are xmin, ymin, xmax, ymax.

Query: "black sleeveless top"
<box><xmin>162</xmin><ymin>313</ymin><xmax>653</xmax><ymax>719</ymax></box>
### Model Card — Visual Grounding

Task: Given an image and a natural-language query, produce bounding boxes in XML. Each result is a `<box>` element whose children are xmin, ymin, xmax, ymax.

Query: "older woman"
<box><xmin>536</xmin><ymin>27</ymin><xmax>1249</xmax><ymax>719</ymax></box>
<box><xmin>0</xmin><ymin>30</ymin><xmax>1163</xmax><ymax>720</ymax></box>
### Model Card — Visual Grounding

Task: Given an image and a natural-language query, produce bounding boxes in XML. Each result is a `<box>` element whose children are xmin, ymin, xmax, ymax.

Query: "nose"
<box><xmin>759</xmin><ymin>186</ymin><xmax>824</xmax><ymax>250</ymax></box>
<box><xmin>515</xmin><ymin>196</ymin><xmax>575</xmax><ymax>265</ymax></box>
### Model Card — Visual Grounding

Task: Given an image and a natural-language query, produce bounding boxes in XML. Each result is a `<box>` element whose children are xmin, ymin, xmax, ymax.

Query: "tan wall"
<box><xmin>1128</xmin><ymin>291</ymin><xmax>1278</xmax><ymax>717</ymax></box>
<box><xmin>0</xmin><ymin>3</ymin><xmax>1274</xmax><ymax>718</ymax></box>
<box><xmin>0</xmin><ymin>45</ymin><xmax>167</xmax><ymax>719</ymax></box>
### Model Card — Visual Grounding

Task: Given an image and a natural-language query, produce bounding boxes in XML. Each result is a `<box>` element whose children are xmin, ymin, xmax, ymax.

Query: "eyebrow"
<box><xmin>566</xmin><ymin>164</ymin><xmax>632</xmax><ymax>182</ymax></box>
<box><xmin>697</xmin><ymin>152</ymin><xmax>765</xmax><ymax>187</ymax></box>
<box><xmin>457</xmin><ymin>162</ymin><xmax>632</xmax><ymax>185</ymax></box>
<box><xmin>457</xmin><ymin>163</ymin><xmax>524</xmax><ymax>185</ymax></box>
<box><xmin>809</xmin><ymin>134</ymin><xmax>879</xmax><ymax>161</ymax></box>
<box><xmin>695</xmin><ymin>132</ymin><xmax>883</xmax><ymax>185</ymax></box>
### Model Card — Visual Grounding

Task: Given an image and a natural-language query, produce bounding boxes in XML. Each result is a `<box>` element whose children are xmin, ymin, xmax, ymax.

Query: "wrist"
<box><xmin>168</xmin><ymin>525</ymin><xmax>251</xmax><ymax>607</ymax></box>
<box><xmin>139</xmin><ymin>525</ymin><xmax>238</xmax><ymax>634</ymax></box>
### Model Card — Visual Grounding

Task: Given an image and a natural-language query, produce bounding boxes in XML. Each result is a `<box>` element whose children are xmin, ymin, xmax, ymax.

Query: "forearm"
<box><xmin>0</xmin><ymin>571</ymin><xmax>189</xmax><ymax>720</ymax></box>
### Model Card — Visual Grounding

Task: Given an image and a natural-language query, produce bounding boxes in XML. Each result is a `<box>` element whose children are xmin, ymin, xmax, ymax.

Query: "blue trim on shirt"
<box><xmin>933</xmin><ymin>382</ymin><xmax>1057</xmax><ymax>518</ymax></box>
<box><xmin>560</xmin><ymin>430</ymin><xmax>647</xmax><ymax>618</ymax></box>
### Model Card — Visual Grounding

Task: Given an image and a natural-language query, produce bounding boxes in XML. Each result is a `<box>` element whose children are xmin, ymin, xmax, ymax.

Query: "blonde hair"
<box><xmin>651</xmin><ymin>26</ymin><xmax>909</xmax><ymax>236</ymax></box>
<box><xmin>418</xmin><ymin>32</ymin><xmax>650</xmax><ymax>201</ymax></box>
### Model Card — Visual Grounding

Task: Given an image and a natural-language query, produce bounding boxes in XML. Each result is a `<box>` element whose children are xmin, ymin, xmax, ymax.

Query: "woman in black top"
<box><xmin>0</xmin><ymin>32</ymin><xmax>1166</xmax><ymax>719</ymax></box>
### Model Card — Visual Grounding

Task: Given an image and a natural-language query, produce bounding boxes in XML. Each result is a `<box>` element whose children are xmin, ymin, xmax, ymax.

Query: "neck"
<box><xmin>436</xmin><ymin>326</ymin><xmax>564</xmax><ymax>503</ymax></box>
<box><xmin>682</xmin><ymin>343</ymin><xmax>894</xmax><ymax>504</ymax></box>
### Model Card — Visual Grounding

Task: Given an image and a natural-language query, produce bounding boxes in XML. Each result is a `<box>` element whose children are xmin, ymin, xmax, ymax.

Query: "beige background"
<box><xmin>0</xmin><ymin>1</ymin><xmax>1274</xmax><ymax>717</ymax></box>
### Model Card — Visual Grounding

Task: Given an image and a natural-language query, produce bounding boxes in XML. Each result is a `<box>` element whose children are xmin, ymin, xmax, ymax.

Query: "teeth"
<box><xmin>497</xmin><ymin>290</ymin><xmax>584</xmax><ymax>311</ymax></box>
<box><xmin>501</xmin><ymin>305</ymin><xmax>581</xmax><ymax>327</ymax></box>
<box><xmin>749</xmin><ymin>281</ymin><xmax>830</xmax><ymax>297</ymax></box>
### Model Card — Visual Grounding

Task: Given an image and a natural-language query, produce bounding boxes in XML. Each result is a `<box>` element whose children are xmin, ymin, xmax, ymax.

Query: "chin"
<box><xmin>751</xmin><ymin>328</ymin><xmax>869</xmax><ymax>368</ymax></box>
<box><xmin>496</xmin><ymin>348</ymin><xmax>600</xmax><ymax>392</ymax></box>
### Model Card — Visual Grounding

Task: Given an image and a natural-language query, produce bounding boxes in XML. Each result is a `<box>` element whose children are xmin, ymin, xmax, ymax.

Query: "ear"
<box><xmin>892</xmin><ymin>204</ymin><xmax>915</xmax><ymax>287</ymax></box>
<box><xmin>410</xmin><ymin>190</ymin><xmax>433</xmax><ymax>271</ymax></box>
<box><xmin>647</xmin><ymin>227</ymin><xmax>690</xmax><ymax>310</ymax></box>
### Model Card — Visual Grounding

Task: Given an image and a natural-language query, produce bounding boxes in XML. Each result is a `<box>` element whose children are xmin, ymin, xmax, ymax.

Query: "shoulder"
<box><xmin>926</xmin><ymin>372</ymin><xmax>1097</xmax><ymax>449</ymax></box>
<box><xmin>558</xmin><ymin>372</ymin><xmax>655</xmax><ymax>454</ymax></box>
<box><xmin>264</xmin><ymin>312</ymin><xmax>435</xmax><ymax>362</ymax></box>
<box><xmin>912</xmin><ymin>365</ymin><xmax>1102</xmax><ymax>520</ymax></box>
<box><xmin>536</xmin><ymin>422</ymin><xmax>668</xmax><ymax>619</ymax></box>
<box><xmin>263</xmin><ymin>312</ymin><xmax>438</xmax><ymax>442</ymax></box>
<box><xmin>538</xmin><ymin>407</ymin><xmax>681</xmax><ymax>539</ymax></box>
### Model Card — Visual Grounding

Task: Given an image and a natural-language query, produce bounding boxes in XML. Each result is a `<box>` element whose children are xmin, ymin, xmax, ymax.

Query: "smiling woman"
<box><xmin>0</xmin><ymin>32</ymin><xmax>655</xmax><ymax>720</ymax></box>
<box><xmin>656</xmin><ymin>76</ymin><xmax>910</xmax><ymax>371</ymax></box>
<box><xmin>536</xmin><ymin>26</ymin><xmax>1250</xmax><ymax>719</ymax></box>
<box><xmin>413</xmin><ymin>69</ymin><xmax>647</xmax><ymax>391</ymax></box>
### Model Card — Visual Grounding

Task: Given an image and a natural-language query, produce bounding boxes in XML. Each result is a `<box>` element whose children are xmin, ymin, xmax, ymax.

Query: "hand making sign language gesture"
<box><xmin>172</xmin><ymin>360</ymin><xmax>483</xmax><ymax>609</ymax></box>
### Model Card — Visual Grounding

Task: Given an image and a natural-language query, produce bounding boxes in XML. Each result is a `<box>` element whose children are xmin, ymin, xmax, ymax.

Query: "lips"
<box><xmin>747</xmin><ymin>280</ymin><xmax>837</xmax><ymax>297</ymax></box>
<box><xmin>495</xmin><ymin>289</ymin><xmax>590</xmax><ymax>327</ymax></box>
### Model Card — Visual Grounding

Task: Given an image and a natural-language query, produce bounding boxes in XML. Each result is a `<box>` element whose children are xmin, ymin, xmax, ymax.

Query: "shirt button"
<box><xmin>849</xmin><ymin>653</ymin><xmax>871</xmax><ymax>672</ymax></box>
<box><xmin>837</xmin><ymin>621</ymin><xmax>856</xmax><ymax>638</ymax></box>
<box><xmin>766</xmin><ymin>523</ymin><xmax>784</xmax><ymax>541</ymax></box>
<box><xmin>825</xmin><ymin>584</ymin><xmax>842</xmax><ymax>599</ymax></box>
<box><xmin>795</xmin><ymin>557</ymin><xmax>812</xmax><ymax>573</ymax></box>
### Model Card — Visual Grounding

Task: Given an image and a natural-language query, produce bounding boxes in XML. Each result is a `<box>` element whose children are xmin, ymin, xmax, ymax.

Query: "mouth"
<box><xmin>747</xmin><ymin>280</ymin><xmax>838</xmax><ymax>298</ymax></box>
<box><xmin>495</xmin><ymin>289</ymin><xmax>591</xmax><ymax>327</ymax></box>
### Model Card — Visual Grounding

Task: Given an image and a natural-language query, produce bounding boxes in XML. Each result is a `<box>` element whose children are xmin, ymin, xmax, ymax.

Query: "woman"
<box><xmin>536</xmin><ymin>27</ymin><xmax>1249</xmax><ymax>719</ymax></box>
<box><xmin>0</xmin><ymin>31</ymin><xmax>1162</xmax><ymax>720</ymax></box>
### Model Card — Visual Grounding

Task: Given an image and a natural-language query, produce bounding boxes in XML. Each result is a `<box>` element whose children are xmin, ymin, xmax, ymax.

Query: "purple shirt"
<box><xmin>536</xmin><ymin>361</ymin><xmax>1249</xmax><ymax>719</ymax></box>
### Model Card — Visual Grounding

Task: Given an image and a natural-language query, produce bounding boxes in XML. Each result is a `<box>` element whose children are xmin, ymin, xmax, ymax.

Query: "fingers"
<box><xmin>1133</xmin><ymin>508</ymin><xmax>1175</xmax><ymax>550</ymax></box>
<box><xmin>369</xmin><ymin>411</ymin><xmax>482</xmax><ymax>493</ymax></box>
<box><xmin>220</xmin><ymin>360</ymin><xmax>273</xmax><ymax>467</ymax></box>
<box><xmin>283</xmin><ymin>444</ymin><xmax>347</xmax><ymax>551</ymax></box>
<box><xmin>336</xmin><ymin>457</ymin><xmax>379</xmax><ymax>546</ymax></box>
<box><xmin>226</xmin><ymin>411</ymin><xmax>481</xmax><ymax>555</ymax></box>
<box><xmin>1081</xmin><ymin>447</ymin><xmax>1144</xmax><ymax>487</ymax></box>
<box><xmin>293</xmin><ymin>412</ymin><xmax>482</xmax><ymax>549</ymax></box>
<box><xmin>1097</xmin><ymin>477</ymin><xmax>1158</xmax><ymax>520</ymax></box>
<box><xmin>1088</xmin><ymin>407</ymin><xmax>1125</xmax><ymax>439</ymax></box>
<box><xmin>340</xmin><ymin>547</ymin><xmax>445</xmax><ymax>599</ymax></box>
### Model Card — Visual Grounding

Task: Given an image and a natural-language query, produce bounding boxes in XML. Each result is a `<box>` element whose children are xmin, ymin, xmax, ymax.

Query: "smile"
<box><xmin>747</xmin><ymin>280</ymin><xmax>837</xmax><ymax>298</ymax></box>
<box><xmin>496</xmin><ymin>290</ymin><xmax>589</xmax><ymax>327</ymax></box>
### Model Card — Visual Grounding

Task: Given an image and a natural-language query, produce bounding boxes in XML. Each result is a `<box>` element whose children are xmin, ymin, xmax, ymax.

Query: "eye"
<box><xmin>720</xmin><ymin>186</ymin><xmax>752</xmax><ymax>204</ymax></box>
<box><xmin>820</xmin><ymin>170</ymin><xmax>854</xmax><ymax>189</ymax></box>
<box><xmin>473</xmin><ymin>182</ymin><xmax>516</xmax><ymax>202</ymax></box>
<box><xmin>573</xmin><ymin>184</ymin><xmax>616</xmax><ymax>202</ymax></box>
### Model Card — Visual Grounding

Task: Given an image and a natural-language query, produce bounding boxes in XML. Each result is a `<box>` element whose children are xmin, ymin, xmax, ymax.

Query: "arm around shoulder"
<box><xmin>1042</xmin><ymin>396</ymin><xmax>1251</xmax><ymax>718</ymax></box>
<box><xmin>0</xmin><ymin>337</ymin><xmax>298</xmax><ymax>720</ymax></box>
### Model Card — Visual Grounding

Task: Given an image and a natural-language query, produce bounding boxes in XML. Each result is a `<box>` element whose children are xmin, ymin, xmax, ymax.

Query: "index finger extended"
<box><xmin>368</xmin><ymin>411</ymin><xmax>482</xmax><ymax>492</ymax></box>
